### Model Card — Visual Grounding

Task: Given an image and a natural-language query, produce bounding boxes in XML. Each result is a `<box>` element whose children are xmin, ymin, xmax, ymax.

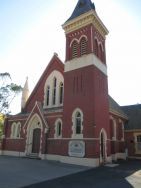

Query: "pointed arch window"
<box><xmin>54</xmin><ymin>119</ymin><xmax>62</xmax><ymax>138</ymax></box>
<box><xmin>72</xmin><ymin>41</ymin><xmax>78</xmax><ymax>58</ymax></box>
<box><xmin>80</xmin><ymin>37</ymin><xmax>87</xmax><ymax>56</ymax></box>
<box><xmin>99</xmin><ymin>44</ymin><xmax>103</xmax><ymax>62</ymax></box>
<box><xmin>94</xmin><ymin>39</ymin><xmax>99</xmax><ymax>57</ymax></box>
<box><xmin>11</xmin><ymin>122</ymin><xmax>21</xmax><ymax>138</ymax></box>
<box><xmin>59</xmin><ymin>82</ymin><xmax>63</xmax><ymax>104</ymax></box>
<box><xmin>52</xmin><ymin>77</ymin><xmax>57</xmax><ymax>105</ymax></box>
<box><xmin>46</xmin><ymin>86</ymin><xmax>50</xmax><ymax>106</ymax></box>
<box><xmin>75</xmin><ymin>112</ymin><xmax>82</xmax><ymax>134</ymax></box>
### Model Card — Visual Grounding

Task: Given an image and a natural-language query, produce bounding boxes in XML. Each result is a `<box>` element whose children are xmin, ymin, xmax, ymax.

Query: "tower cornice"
<box><xmin>62</xmin><ymin>10</ymin><xmax>109</xmax><ymax>39</ymax></box>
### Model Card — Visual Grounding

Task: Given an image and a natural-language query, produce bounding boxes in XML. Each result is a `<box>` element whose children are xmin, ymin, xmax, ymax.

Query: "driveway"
<box><xmin>23</xmin><ymin>159</ymin><xmax>141</xmax><ymax>188</ymax></box>
<box><xmin>0</xmin><ymin>156</ymin><xmax>89</xmax><ymax>188</ymax></box>
<box><xmin>0</xmin><ymin>156</ymin><xmax>141</xmax><ymax>188</ymax></box>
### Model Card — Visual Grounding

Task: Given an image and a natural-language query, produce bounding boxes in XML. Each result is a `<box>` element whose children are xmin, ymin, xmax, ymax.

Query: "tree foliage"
<box><xmin>0</xmin><ymin>114</ymin><xmax>4</xmax><ymax>140</ymax></box>
<box><xmin>0</xmin><ymin>73</ymin><xmax>22</xmax><ymax>114</ymax></box>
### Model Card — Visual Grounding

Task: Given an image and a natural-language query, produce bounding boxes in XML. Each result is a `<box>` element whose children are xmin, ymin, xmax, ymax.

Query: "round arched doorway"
<box><xmin>100</xmin><ymin>129</ymin><xmax>107</xmax><ymax>164</ymax></box>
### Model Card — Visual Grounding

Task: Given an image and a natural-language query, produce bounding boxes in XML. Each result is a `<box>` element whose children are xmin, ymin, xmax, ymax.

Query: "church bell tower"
<box><xmin>62</xmin><ymin>0</ymin><xmax>110</xmax><ymax>160</ymax></box>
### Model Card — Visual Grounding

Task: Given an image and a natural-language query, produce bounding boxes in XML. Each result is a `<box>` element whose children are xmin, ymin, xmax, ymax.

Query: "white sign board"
<box><xmin>68</xmin><ymin>141</ymin><xmax>85</xmax><ymax>157</ymax></box>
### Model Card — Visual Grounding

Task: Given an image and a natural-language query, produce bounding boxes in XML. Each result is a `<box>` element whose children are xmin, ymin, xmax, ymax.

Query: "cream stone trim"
<box><xmin>1</xmin><ymin>150</ymin><xmax>25</xmax><ymax>157</ymax></box>
<box><xmin>65</xmin><ymin>53</ymin><xmax>107</xmax><ymax>75</ymax></box>
<box><xmin>63</xmin><ymin>10</ymin><xmax>108</xmax><ymax>38</ymax></box>
<box><xmin>71</xmin><ymin>108</ymin><xmax>84</xmax><ymax>139</ymax></box>
<box><xmin>47</xmin><ymin>137</ymin><xmax>100</xmax><ymax>140</ymax></box>
<box><xmin>46</xmin><ymin>115</ymin><xmax>63</xmax><ymax>119</ymax></box>
<box><xmin>70</xmin><ymin>35</ymin><xmax>88</xmax><ymax>47</ymax></box>
<box><xmin>99</xmin><ymin>128</ymin><xmax>107</xmax><ymax>163</ymax></box>
<box><xmin>54</xmin><ymin>118</ymin><xmax>62</xmax><ymax>139</ymax></box>
<box><xmin>25</xmin><ymin>113</ymin><xmax>43</xmax><ymax>156</ymax></box>
<box><xmin>46</xmin><ymin>154</ymin><xmax>99</xmax><ymax>167</ymax></box>
<box><xmin>9</xmin><ymin>118</ymin><xmax>27</xmax><ymax>122</ymax></box>
<box><xmin>10</xmin><ymin>122</ymin><xmax>21</xmax><ymax>139</ymax></box>
<box><xmin>44</xmin><ymin>70</ymin><xmax>64</xmax><ymax>109</ymax></box>
<box><xmin>23</xmin><ymin>101</ymin><xmax>49</xmax><ymax>132</ymax></box>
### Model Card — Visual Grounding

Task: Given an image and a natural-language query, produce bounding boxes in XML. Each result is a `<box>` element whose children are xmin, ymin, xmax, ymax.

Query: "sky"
<box><xmin>0</xmin><ymin>0</ymin><xmax>141</xmax><ymax>114</ymax></box>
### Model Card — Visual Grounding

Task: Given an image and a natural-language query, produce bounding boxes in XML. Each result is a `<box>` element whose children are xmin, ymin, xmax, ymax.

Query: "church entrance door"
<box><xmin>32</xmin><ymin>128</ymin><xmax>41</xmax><ymax>154</ymax></box>
<box><xmin>100</xmin><ymin>129</ymin><xmax>107</xmax><ymax>164</ymax></box>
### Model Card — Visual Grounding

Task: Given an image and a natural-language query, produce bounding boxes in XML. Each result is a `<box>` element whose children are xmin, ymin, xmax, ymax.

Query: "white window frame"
<box><xmin>44</xmin><ymin>70</ymin><xmax>64</xmax><ymax>108</ymax></box>
<box><xmin>11</xmin><ymin>122</ymin><xmax>21</xmax><ymax>139</ymax></box>
<box><xmin>72</xmin><ymin>108</ymin><xmax>83</xmax><ymax>139</ymax></box>
<box><xmin>54</xmin><ymin>119</ymin><xmax>62</xmax><ymax>139</ymax></box>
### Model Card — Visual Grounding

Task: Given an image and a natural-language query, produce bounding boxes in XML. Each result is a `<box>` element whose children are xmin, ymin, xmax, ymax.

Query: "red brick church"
<box><xmin>1</xmin><ymin>0</ymin><xmax>140</xmax><ymax>166</ymax></box>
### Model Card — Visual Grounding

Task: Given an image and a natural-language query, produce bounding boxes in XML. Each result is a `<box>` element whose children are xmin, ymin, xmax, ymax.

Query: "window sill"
<box><xmin>71</xmin><ymin>134</ymin><xmax>83</xmax><ymax>139</ymax></box>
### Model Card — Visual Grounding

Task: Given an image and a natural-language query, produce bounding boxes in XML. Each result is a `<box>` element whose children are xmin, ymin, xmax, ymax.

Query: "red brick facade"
<box><xmin>0</xmin><ymin>0</ymin><xmax>128</xmax><ymax>166</ymax></box>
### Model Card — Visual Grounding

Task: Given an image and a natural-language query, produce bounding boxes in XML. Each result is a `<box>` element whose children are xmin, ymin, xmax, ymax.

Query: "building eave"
<box><xmin>62</xmin><ymin>10</ymin><xmax>109</xmax><ymax>38</ymax></box>
<box><xmin>109</xmin><ymin>108</ymin><xmax>128</xmax><ymax>120</ymax></box>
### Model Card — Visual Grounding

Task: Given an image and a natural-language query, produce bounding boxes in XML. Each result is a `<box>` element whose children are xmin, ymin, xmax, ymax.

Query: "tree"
<box><xmin>0</xmin><ymin>73</ymin><xmax>22</xmax><ymax>114</ymax></box>
<box><xmin>0</xmin><ymin>114</ymin><xmax>4</xmax><ymax>140</ymax></box>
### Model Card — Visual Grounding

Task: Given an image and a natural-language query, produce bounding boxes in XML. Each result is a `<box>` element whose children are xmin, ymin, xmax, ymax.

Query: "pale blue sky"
<box><xmin>1</xmin><ymin>0</ymin><xmax>141</xmax><ymax>114</ymax></box>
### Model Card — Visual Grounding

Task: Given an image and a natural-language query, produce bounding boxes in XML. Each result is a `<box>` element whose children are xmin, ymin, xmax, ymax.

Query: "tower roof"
<box><xmin>66</xmin><ymin>0</ymin><xmax>95</xmax><ymax>22</ymax></box>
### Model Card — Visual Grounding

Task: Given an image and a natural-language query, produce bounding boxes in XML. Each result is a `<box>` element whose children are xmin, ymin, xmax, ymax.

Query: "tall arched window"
<box><xmin>72</xmin><ymin>41</ymin><xmax>78</xmax><ymax>58</ymax></box>
<box><xmin>94</xmin><ymin>39</ymin><xmax>98</xmax><ymax>57</ymax></box>
<box><xmin>59</xmin><ymin>82</ymin><xmax>63</xmax><ymax>104</ymax></box>
<box><xmin>11</xmin><ymin>122</ymin><xmax>21</xmax><ymax>138</ymax></box>
<box><xmin>16</xmin><ymin>122</ymin><xmax>21</xmax><ymax>138</ymax></box>
<box><xmin>52</xmin><ymin>77</ymin><xmax>57</xmax><ymax>105</ymax></box>
<box><xmin>72</xmin><ymin>109</ymin><xmax>83</xmax><ymax>138</ymax></box>
<box><xmin>46</xmin><ymin>86</ymin><xmax>50</xmax><ymax>106</ymax></box>
<box><xmin>80</xmin><ymin>37</ymin><xmax>87</xmax><ymax>56</ymax></box>
<box><xmin>54</xmin><ymin>119</ymin><xmax>62</xmax><ymax>138</ymax></box>
<box><xmin>75</xmin><ymin>112</ymin><xmax>82</xmax><ymax>134</ymax></box>
<box><xmin>99</xmin><ymin>44</ymin><xmax>103</xmax><ymax>62</ymax></box>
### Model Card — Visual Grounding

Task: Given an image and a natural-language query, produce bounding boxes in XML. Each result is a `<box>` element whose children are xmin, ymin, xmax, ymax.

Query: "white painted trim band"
<box><xmin>65</xmin><ymin>54</ymin><xmax>107</xmax><ymax>75</ymax></box>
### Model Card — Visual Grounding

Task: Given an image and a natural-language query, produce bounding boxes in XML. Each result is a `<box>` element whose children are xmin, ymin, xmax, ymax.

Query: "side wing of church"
<box><xmin>0</xmin><ymin>0</ymin><xmax>135</xmax><ymax>167</ymax></box>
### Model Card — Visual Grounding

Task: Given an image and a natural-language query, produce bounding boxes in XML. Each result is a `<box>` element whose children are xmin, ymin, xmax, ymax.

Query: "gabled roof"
<box><xmin>66</xmin><ymin>0</ymin><xmax>95</xmax><ymax>22</ymax></box>
<box><xmin>23</xmin><ymin>101</ymin><xmax>49</xmax><ymax>132</ymax></box>
<box><xmin>121</xmin><ymin>104</ymin><xmax>141</xmax><ymax>130</ymax></box>
<box><xmin>24</xmin><ymin>53</ymin><xmax>64</xmax><ymax>111</ymax></box>
<box><xmin>109</xmin><ymin>96</ymin><xmax>128</xmax><ymax>119</ymax></box>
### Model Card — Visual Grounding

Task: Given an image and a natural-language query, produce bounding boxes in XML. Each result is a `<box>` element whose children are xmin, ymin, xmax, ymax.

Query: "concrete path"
<box><xmin>0</xmin><ymin>156</ymin><xmax>89</xmax><ymax>188</ymax></box>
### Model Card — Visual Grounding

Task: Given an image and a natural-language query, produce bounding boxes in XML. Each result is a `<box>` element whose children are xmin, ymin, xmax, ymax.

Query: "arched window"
<box><xmin>59</xmin><ymin>82</ymin><xmax>63</xmax><ymax>104</ymax></box>
<box><xmin>11</xmin><ymin>122</ymin><xmax>21</xmax><ymax>138</ymax></box>
<box><xmin>99</xmin><ymin>44</ymin><xmax>103</xmax><ymax>62</ymax></box>
<box><xmin>11</xmin><ymin>123</ymin><xmax>16</xmax><ymax>138</ymax></box>
<box><xmin>94</xmin><ymin>39</ymin><xmax>98</xmax><ymax>57</ymax></box>
<box><xmin>46</xmin><ymin>86</ymin><xmax>50</xmax><ymax>106</ymax></box>
<box><xmin>16</xmin><ymin>123</ymin><xmax>21</xmax><ymax>138</ymax></box>
<box><xmin>44</xmin><ymin>70</ymin><xmax>64</xmax><ymax>108</ymax></box>
<box><xmin>72</xmin><ymin>41</ymin><xmax>78</xmax><ymax>58</ymax></box>
<box><xmin>52</xmin><ymin>77</ymin><xmax>57</xmax><ymax>105</ymax></box>
<box><xmin>72</xmin><ymin>109</ymin><xmax>83</xmax><ymax>138</ymax></box>
<box><xmin>80</xmin><ymin>37</ymin><xmax>87</xmax><ymax>56</ymax></box>
<box><xmin>75</xmin><ymin>112</ymin><xmax>82</xmax><ymax>134</ymax></box>
<box><xmin>54</xmin><ymin>119</ymin><xmax>62</xmax><ymax>138</ymax></box>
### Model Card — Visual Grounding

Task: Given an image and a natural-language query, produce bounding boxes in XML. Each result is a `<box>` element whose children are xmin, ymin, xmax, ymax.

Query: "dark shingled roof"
<box><xmin>66</xmin><ymin>0</ymin><xmax>95</xmax><ymax>22</ymax></box>
<box><xmin>121</xmin><ymin>104</ymin><xmax>141</xmax><ymax>130</ymax></box>
<box><xmin>109</xmin><ymin>96</ymin><xmax>128</xmax><ymax>119</ymax></box>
